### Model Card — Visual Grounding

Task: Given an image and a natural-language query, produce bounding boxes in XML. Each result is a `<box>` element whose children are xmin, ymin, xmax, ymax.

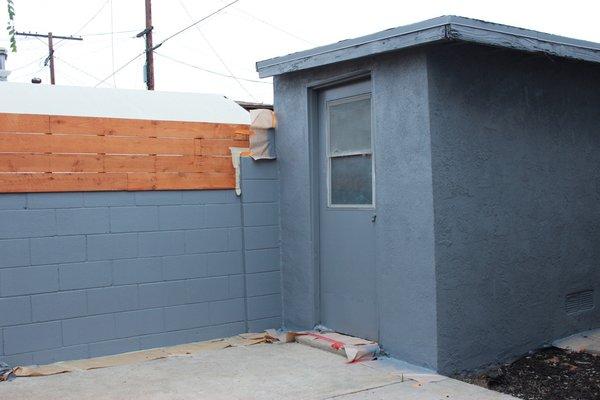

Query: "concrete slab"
<box><xmin>553</xmin><ymin>328</ymin><xmax>600</xmax><ymax>354</ymax></box>
<box><xmin>329</xmin><ymin>378</ymin><xmax>517</xmax><ymax>399</ymax></box>
<box><xmin>0</xmin><ymin>342</ymin><xmax>517</xmax><ymax>400</ymax></box>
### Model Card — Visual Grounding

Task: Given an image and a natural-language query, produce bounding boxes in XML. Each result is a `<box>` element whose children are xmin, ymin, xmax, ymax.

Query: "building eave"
<box><xmin>256</xmin><ymin>16</ymin><xmax>600</xmax><ymax>78</ymax></box>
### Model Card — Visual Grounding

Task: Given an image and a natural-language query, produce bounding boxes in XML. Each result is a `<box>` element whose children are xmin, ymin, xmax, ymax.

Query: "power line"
<box><xmin>54</xmin><ymin>55</ymin><xmax>105</xmax><ymax>83</ymax></box>
<box><xmin>9</xmin><ymin>55</ymin><xmax>46</xmax><ymax>73</ymax></box>
<box><xmin>54</xmin><ymin>0</ymin><xmax>110</xmax><ymax>48</ymax></box>
<box><xmin>109</xmin><ymin>0</ymin><xmax>117</xmax><ymax>87</ymax></box>
<box><xmin>10</xmin><ymin>63</ymin><xmax>47</xmax><ymax>81</ymax></box>
<box><xmin>231</xmin><ymin>5</ymin><xmax>316</xmax><ymax>46</ymax></box>
<box><xmin>155</xmin><ymin>52</ymin><xmax>272</xmax><ymax>84</ymax></box>
<box><xmin>94</xmin><ymin>51</ymin><xmax>145</xmax><ymax>87</ymax></box>
<box><xmin>80</xmin><ymin>29</ymin><xmax>138</xmax><ymax>37</ymax></box>
<box><xmin>178</xmin><ymin>0</ymin><xmax>255</xmax><ymax>99</ymax></box>
<box><xmin>152</xmin><ymin>0</ymin><xmax>239</xmax><ymax>51</ymax></box>
<box><xmin>96</xmin><ymin>0</ymin><xmax>239</xmax><ymax>88</ymax></box>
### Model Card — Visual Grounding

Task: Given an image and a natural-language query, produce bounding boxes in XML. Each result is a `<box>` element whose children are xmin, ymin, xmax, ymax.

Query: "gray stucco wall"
<box><xmin>273</xmin><ymin>50</ymin><xmax>438</xmax><ymax>369</ymax></box>
<box><xmin>0</xmin><ymin>157</ymin><xmax>281</xmax><ymax>366</ymax></box>
<box><xmin>428</xmin><ymin>44</ymin><xmax>600</xmax><ymax>373</ymax></box>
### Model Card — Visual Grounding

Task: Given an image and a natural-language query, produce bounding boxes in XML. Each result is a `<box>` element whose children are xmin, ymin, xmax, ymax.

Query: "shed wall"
<box><xmin>428</xmin><ymin>44</ymin><xmax>600</xmax><ymax>372</ymax></box>
<box><xmin>273</xmin><ymin>51</ymin><xmax>438</xmax><ymax>369</ymax></box>
<box><xmin>0</xmin><ymin>158</ymin><xmax>281</xmax><ymax>366</ymax></box>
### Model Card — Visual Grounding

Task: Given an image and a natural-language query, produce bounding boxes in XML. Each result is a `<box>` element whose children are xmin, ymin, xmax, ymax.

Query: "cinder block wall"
<box><xmin>0</xmin><ymin>158</ymin><xmax>281</xmax><ymax>366</ymax></box>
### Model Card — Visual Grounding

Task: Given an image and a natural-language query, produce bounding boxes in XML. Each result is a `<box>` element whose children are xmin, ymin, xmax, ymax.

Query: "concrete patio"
<box><xmin>0</xmin><ymin>341</ymin><xmax>516</xmax><ymax>399</ymax></box>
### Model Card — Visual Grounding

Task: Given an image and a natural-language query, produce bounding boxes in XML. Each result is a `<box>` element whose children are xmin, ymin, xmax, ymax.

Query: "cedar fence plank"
<box><xmin>0</xmin><ymin>133</ymin><xmax>194</xmax><ymax>155</ymax></box>
<box><xmin>104</xmin><ymin>155</ymin><xmax>156</xmax><ymax>173</ymax></box>
<box><xmin>0</xmin><ymin>113</ymin><xmax>50</xmax><ymax>134</ymax></box>
<box><xmin>151</xmin><ymin>120</ymin><xmax>251</xmax><ymax>139</ymax></box>
<box><xmin>127</xmin><ymin>172</ymin><xmax>235</xmax><ymax>190</ymax></box>
<box><xmin>0</xmin><ymin>132</ymin><xmax>54</xmax><ymax>153</ymax></box>
<box><xmin>0</xmin><ymin>173</ymin><xmax>128</xmax><ymax>192</ymax></box>
<box><xmin>0</xmin><ymin>153</ymin><xmax>52</xmax><ymax>172</ymax></box>
<box><xmin>51</xmin><ymin>115</ymin><xmax>250</xmax><ymax>139</ymax></box>
<box><xmin>50</xmin><ymin>116</ymin><xmax>155</xmax><ymax>137</ymax></box>
<box><xmin>195</xmin><ymin>139</ymin><xmax>249</xmax><ymax>156</ymax></box>
<box><xmin>50</xmin><ymin>154</ymin><xmax>104</xmax><ymax>172</ymax></box>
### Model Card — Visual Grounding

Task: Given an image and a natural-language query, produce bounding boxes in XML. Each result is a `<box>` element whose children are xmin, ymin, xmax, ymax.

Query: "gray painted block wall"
<box><xmin>428</xmin><ymin>44</ymin><xmax>600</xmax><ymax>373</ymax></box>
<box><xmin>0</xmin><ymin>157</ymin><xmax>281</xmax><ymax>366</ymax></box>
<box><xmin>273</xmin><ymin>50</ymin><xmax>438</xmax><ymax>369</ymax></box>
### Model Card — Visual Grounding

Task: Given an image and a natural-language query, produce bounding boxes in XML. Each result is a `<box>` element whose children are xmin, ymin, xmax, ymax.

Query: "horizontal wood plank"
<box><xmin>104</xmin><ymin>155</ymin><xmax>155</xmax><ymax>173</ymax></box>
<box><xmin>0</xmin><ymin>113</ymin><xmax>50</xmax><ymax>134</ymax></box>
<box><xmin>51</xmin><ymin>154</ymin><xmax>104</xmax><ymax>172</ymax></box>
<box><xmin>195</xmin><ymin>139</ymin><xmax>250</xmax><ymax>156</ymax></box>
<box><xmin>50</xmin><ymin>115</ymin><xmax>250</xmax><ymax>139</ymax></box>
<box><xmin>0</xmin><ymin>153</ymin><xmax>105</xmax><ymax>172</ymax></box>
<box><xmin>0</xmin><ymin>173</ymin><xmax>128</xmax><ymax>192</ymax></box>
<box><xmin>196</xmin><ymin>156</ymin><xmax>235</xmax><ymax>174</ymax></box>
<box><xmin>0</xmin><ymin>153</ymin><xmax>51</xmax><ymax>172</ymax></box>
<box><xmin>0</xmin><ymin>113</ymin><xmax>246</xmax><ymax>192</ymax></box>
<box><xmin>151</xmin><ymin>120</ymin><xmax>251</xmax><ymax>139</ymax></box>
<box><xmin>0</xmin><ymin>133</ymin><xmax>195</xmax><ymax>155</ymax></box>
<box><xmin>127</xmin><ymin>172</ymin><xmax>235</xmax><ymax>190</ymax></box>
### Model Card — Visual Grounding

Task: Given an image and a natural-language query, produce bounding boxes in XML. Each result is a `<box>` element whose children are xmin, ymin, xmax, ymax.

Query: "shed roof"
<box><xmin>256</xmin><ymin>16</ymin><xmax>600</xmax><ymax>78</ymax></box>
<box><xmin>0</xmin><ymin>82</ymin><xmax>250</xmax><ymax>125</ymax></box>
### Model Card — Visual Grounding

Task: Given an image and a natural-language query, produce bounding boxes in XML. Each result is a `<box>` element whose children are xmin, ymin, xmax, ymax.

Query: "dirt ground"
<box><xmin>456</xmin><ymin>347</ymin><xmax>600</xmax><ymax>400</ymax></box>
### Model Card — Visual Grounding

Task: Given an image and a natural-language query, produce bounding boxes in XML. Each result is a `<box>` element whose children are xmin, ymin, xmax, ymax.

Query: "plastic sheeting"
<box><xmin>249</xmin><ymin>109</ymin><xmax>277</xmax><ymax>160</ymax></box>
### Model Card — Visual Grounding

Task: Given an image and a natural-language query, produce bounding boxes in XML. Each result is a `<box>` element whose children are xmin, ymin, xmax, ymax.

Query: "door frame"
<box><xmin>306</xmin><ymin>70</ymin><xmax>373</xmax><ymax>327</ymax></box>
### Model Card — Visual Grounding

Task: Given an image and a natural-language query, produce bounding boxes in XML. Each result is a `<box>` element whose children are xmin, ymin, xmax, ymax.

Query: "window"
<box><xmin>327</xmin><ymin>94</ymin><xmax>373</xmax><ymax>207</ymax></box>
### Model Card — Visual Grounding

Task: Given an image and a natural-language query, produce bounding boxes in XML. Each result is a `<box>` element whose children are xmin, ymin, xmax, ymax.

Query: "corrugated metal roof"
<box><xmin>256</xmin><ymin>16</ymin><xmax>600</xmax><ymax>78</ymax></box>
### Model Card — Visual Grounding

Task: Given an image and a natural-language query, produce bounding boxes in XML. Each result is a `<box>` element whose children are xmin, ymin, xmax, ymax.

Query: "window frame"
<box><xmin>325</xmin><ymin>92</ymin><xmax>375</xmax><ymax>209</ymax></box>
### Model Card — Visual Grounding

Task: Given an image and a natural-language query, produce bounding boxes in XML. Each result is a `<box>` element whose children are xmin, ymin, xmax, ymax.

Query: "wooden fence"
<box><xmin>0</xmin><ymin>113</ymin><xmax>250</xmax><ymax>192</ymax></box>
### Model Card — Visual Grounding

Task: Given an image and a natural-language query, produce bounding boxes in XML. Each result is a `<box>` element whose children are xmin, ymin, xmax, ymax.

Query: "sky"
<box><xmin>1</xmin><ymin>0</ymin><xmax>599</xmax><ymax>104</ymax></box>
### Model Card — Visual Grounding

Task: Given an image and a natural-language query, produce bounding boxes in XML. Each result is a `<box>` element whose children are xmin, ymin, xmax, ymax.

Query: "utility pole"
<box><xmin>48</xmin><ymin>33</ymin><xmax>55</xmax><ymax>84</ymax></box>
<box><xmin>15</xmin><ymin>31</ymin><xmax>83</xmax><ymax>85</ymax></box>
<box><xmin>142</xmin><ymin>0</ymin><xmax>155</xmax><ymax>90</ymax></box>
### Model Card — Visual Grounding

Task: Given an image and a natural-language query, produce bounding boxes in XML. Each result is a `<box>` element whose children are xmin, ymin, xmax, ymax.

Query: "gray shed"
<box><xmin>256</xmin><ymin>16</ymin><xmax>600</xmax><ymax>373</ymax></box>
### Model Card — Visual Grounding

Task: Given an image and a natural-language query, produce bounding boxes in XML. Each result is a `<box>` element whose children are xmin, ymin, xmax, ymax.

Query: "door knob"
<box><xmin>371</xmin><ymin>214</ymin><xmax>377</xmax><ymax>223</ymax></box>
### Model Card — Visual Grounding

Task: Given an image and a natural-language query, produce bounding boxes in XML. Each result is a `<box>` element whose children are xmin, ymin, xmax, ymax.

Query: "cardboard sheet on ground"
<box><xmin>267</xmin><ymin>329</ymin><xmax>380</xmax><ymax>362</ymax></box>
<box><xmin>9</xmin><ymin>334</ymin><xmax>268</xmax><ymax>379</ymax></box>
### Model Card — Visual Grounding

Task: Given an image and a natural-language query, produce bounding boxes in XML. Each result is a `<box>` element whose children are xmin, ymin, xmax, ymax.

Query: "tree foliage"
<box><xmin>6</xmin><ymin>0</ymin><xmax>16</xmax><ymax>52</ymax></box>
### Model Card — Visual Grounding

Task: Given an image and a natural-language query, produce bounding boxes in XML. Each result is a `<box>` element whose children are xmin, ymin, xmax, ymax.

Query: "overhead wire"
<box><xmin>80</xmin><ymin>29</ymin><xmax>138</xmax><ymax>37</ymax></box>
<box><xmin>54</xmin><ymin>55</ymin><xmax>105</xmax><ymax>83</ymax></box>
<box><xmin>231</xmin><ymin>5</ymin><xmax>316</xmax><ymax>46</ymax></box>
<box><xmin>95</xmin><ymin>0</ymin><xmax>240</xmax><ymax>87</ymax></box>
<box><xmin>109</xmin><ymin>0</ymin><xmax>117</xmax><ymax>87</ymax></box>
<box><xmin>54</xmin><ymin>0</ymin><xmax>110</xmax><ymax>48</ymax></box>
<box><xmin>10</xmin><ymin>63</ymin><xmax>47</xmax><ymax>81</ymax></box>
<box><xmin>94</xmin><ymin>50</ymin><xmax>145</xmax><ymax>87</ymax></box>
<box><xmin>151</xmin><ymin>0</ymin><xmax>240</xmax><ymax>51</ymax></box>
<box><xmin>177</xmin><ymin>0</ymin><xmax>256</xmax><ymax>100</ymax></box>
<box><xmin>8</xmin><ymin>55</ymin><xmax>46</xmax><ymax>73</ymax></box>
<box><xmin>155</xmin><ymin>52</ymin><xmax>272</xmax><ymax>84</ymax></box>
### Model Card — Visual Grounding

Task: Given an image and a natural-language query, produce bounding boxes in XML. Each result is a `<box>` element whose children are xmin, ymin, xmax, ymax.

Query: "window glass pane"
<box><xmin>329</xmin><ymin>97</ymin><xmax>371</xmax><ymax>156</ymax></box>
<box><xmin>330</xmin><ymin>154</ymin><xmax>372</xmax><ymax>205</ymax></box>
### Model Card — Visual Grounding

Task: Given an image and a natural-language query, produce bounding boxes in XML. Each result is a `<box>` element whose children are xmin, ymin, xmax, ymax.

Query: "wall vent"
<box><xmin>565</xmin><ymin>290</ymin><xmax>594</xmax><ymax>315</ymax></box>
